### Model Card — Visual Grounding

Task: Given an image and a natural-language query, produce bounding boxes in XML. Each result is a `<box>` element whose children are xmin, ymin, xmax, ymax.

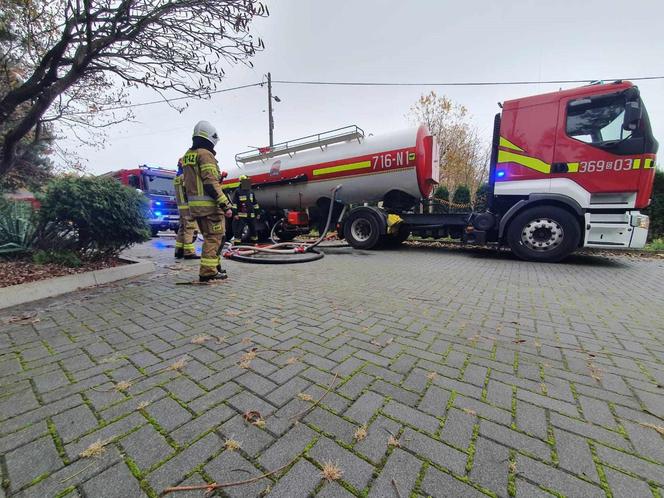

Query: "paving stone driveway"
<box><xmin>1</xmin><ymin>240</ymin><xmax>664</xmax><ymax>498</ymax></box>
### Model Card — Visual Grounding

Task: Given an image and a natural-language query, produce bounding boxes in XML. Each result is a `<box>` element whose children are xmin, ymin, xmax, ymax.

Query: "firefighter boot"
<box><xmin>184</xmin><ymin>253</ymin><xmax>200</xmax><ymax>260</ymax></box>
<box><xmin>200</xmin><ymin>271</ymin><xmax>227</xmax><ymax>282</ymax></box>
<box><xmin>174</xmin><ymin>242</ymin><xmax>184</xmax><ymax>259</ymax></box>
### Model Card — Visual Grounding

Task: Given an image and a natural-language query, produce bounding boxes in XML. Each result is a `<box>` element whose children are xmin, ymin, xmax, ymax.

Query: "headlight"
<box><xmin>630</xmin><ymin>214</ymin><xmax>649</xmax><ymax>229</ymax></box>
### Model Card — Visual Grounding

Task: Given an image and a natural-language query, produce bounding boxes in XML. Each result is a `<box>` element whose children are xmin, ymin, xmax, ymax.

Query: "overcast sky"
<box><xmin>68</xmin><ymin>0</ymin><xmax>664</xmax><ymax>175</ymax></box>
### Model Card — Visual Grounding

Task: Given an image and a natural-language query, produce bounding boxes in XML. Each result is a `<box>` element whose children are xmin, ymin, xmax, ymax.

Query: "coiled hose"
<box><xmin>223</xmin><ymin>185</ymin><xmax>342</xmax><ymax>264</ymax></box>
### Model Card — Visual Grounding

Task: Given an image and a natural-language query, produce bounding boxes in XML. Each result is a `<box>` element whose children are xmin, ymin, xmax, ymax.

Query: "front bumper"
<box><xmin>583</xmin><ymin>211</ymin><xmax>649</xmax><ymax>249</ymax></box>
<box><xmin>149</xmin><ymin>216</ymin><xmax>179</xmax><ymax>231</ymax></box>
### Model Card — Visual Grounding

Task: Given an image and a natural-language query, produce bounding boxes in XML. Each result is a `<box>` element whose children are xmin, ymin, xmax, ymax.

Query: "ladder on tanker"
<box><xmin>235</xmin><ymin>125</ymin><xmax>365</xmax><ymax>166</ymax></box>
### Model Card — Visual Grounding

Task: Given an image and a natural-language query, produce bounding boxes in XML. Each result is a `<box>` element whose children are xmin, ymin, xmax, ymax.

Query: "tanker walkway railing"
<box><xmin>235</xmin><ymin>125</ymin><xmax>365</xmax><ymax>165</ymax></box>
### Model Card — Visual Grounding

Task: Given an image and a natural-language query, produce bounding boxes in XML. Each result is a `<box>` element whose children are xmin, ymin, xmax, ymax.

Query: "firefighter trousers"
<box><xmin>195</xmin><ymin>213</ymin><xmax>225</xmax><ymax>277</ymax></box>
<box><xmin>235</xmin><ymin>217</ymin><xmax>258</xmax><ymax>243</ymax></box>
<box><xmin>175</xmin><ymin>215</ymin><xmax>197</xmax><ymax>256</ymax></box>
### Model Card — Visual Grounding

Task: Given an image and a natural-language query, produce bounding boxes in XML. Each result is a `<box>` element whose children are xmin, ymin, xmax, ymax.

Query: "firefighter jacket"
<box><xmin>180</xmin><ymin>148</ymin><xmax>232</xmax><ymax>217</ymax></box>
<box><xmin>174</xmin><ymin>167</ymin><xmax>189</xmax><ymax>216</ymax></box>
<box><xmin>232</xmin><ymin>188</ymin><xmax>260</xmax><ymax>218</ymax></box>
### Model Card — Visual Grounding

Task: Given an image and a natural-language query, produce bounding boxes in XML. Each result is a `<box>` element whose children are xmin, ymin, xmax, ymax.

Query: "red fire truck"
<box><xmin>223</xmin><ymin>81</ymin><xmax>658</xmax><ymax>262</ymax></box>
<box><xmin>103</xmin><ymin>165</ymin><xmax>179</xmax><ymax>237</ymax></box>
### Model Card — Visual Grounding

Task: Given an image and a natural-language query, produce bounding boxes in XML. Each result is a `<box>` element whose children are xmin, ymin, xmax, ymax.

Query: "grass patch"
<box><xmin>53</xmin><ymin>485</ymin><xmax>77</xmax><ymax>498</ymax></box>
<box><xmin>47</xmin><ymin>418</ymin><xmax>68</xmax><ymax>464</ymax></box>
<box><xmin>644</xmin><ymin>238</ymin><xmax>664</xmax><ymax>251</ymax></box>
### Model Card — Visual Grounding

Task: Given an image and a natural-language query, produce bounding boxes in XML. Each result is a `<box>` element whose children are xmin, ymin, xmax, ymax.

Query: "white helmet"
<box><xmin>192</xmin><ymin>120</ymin><xmax>219</xmax><ymax>147</ymax></box>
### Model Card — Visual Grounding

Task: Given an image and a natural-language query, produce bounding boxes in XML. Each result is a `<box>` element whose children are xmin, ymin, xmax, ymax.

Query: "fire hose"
<box><xmin>222</xmin><ymin>185</ymin><xmax>343</xmax><ymax>264</ymax></box>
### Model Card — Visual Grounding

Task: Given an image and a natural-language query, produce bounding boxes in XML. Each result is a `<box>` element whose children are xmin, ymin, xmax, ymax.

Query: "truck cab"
<box><xmin>491</xmin><ymin>81</ymin><xmax>658</xmax><ymax>260</ymax></box>
<box><xmin>104</xmin><ymin>166</ymin><xmax>179</xmax><ymax>237</ymax></box>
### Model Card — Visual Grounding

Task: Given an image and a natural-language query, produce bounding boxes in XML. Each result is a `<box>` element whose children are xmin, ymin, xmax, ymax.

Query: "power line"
<box><xmin>46</xmin><ymin>74</ymin><xmax>664</xmax><ymax>118</ymax></box>
<box><xmin>273</xmin><ymin>75</ymin><xmax>664</xmax><ymax>87</ymax></box>
<box><xmin>46</xmin><ymin>81</ymin><xmax>263</xmax><ymax>117</ymax></box>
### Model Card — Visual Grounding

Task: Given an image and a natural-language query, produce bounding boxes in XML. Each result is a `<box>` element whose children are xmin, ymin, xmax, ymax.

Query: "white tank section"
<box><xmin>223</xmin><ymin>125</ymin><xmax>437</xmax><ymax>210</ymax></box>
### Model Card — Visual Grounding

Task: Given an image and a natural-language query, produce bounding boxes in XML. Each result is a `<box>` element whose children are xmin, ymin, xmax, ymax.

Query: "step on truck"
<box><xmin>223</xmin><ymin>81</ymin><xmax>658</xmax><ymax>262</ymax></box>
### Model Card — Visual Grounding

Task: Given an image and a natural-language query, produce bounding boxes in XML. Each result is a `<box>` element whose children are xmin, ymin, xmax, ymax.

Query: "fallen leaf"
<box><xmin>190</xmin><ymin>334</ymin><xmax>211</xmax><ymax>345</ymax></box>
<box><xmin>387</xmin><ymin>435</ymin><xmax>401</xmax><ymax>448</ymax></box>
<box><xmin>241</xmin><ymin>350</ymin><xmax>257</xmax><ymax>362</ymax></box>
<box><xmin>320</xmin><ymin>461</ymin><xmax>343</xmax><ymax>481</ymax></box>
<box><xmin>243</xmin><ymin>410</ymin><xmax>265</xmax><ymax>428</ymax></box>
<box><xmin>167</xmin><ymin>357</ymin><xmax>187</xmax><ymax>372</ymax></box>
<box><xmin>587</xmin><ymin>362</ymin><xmax>603</xmax><ymax>382</ymax></box>
<box><xmin>136</xmin><ymin>401</ymin><xmax>150</xmax><ymax>411</ymax></box>
<box><xmin>5</xmin><ymin>314</ymin><xmax>40</xmax><ymax>325</ymax></box>
<box><xmin>638</xmin><ymin>422</ymin><xmax>664</xmax><ymax>436</ymax></box>
<box><xmin>513</xmin><ymin>339</ymin><xmax>527</xmax><ymax>344</ymax></box>
<box><xmin>461</xmin><ymin>407</ymin><xmax>477</xmax><ymax>416</ymax></box>
<box><xmin>509</xmin><ymin>461</ymin><xmax>517</xmax><ymax>473</ymax></box>
<box><xmin>353</xmin><ymin>425</ymin><xmax>368</xmax><ymax>441</ymax></box>
<box><xmin>215</xmin><ymin>335</ymin><xmax>227</xmax><ymax>345</ymax></box>
<box><xmin>79</xmin><ymin>438</ymin><xmax>113</xmax><ymax>458</ymax></box>
<box><xmin>114</xmin><ymin>380</ymin><xmax>132</xmax><ymax>393</ymax></box>
<box><xmin>426</xmin><ymin>371</ymin><xmax>438</xmax><ymax>381</ymax></box>
<box><xmin>240</xmin><ymin>337</ymin><xmax>252</xmax><ymax>345</ymax></box>
<box><xmin>238</xmin><ymin>359</ymin><xmax>251</xmax><ymax>369</ymax></box>
<box><xmin>224</xmin><ymin>438</ymin><xmax>241</xmax><ymax>451</ymax></box>
<box><xmin>286</xmin><ymin>356</ymin><xmax>299</xmax><ymax>365</ymax></box>
<box><xmin>297</xmin><ymin>393</ymin><xmax>313</xmax><ymax>402</ymax></box>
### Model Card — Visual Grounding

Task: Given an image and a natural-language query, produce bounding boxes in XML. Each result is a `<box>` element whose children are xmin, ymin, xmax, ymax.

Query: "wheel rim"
<box><xmin>350</xmin><ymin>218</ymin><xmax>372</xmax><ymax>242</ymax></box>
<box><xmin>520</xmin><ymin>218</ymin><xmax>564</xmax><ymax>252</ymax></box>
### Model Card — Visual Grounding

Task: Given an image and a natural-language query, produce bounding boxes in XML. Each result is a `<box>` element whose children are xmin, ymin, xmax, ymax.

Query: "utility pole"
<box><xmin>267</xmin><ymin>72</ymin><xmax>274</xmax><ymax>147</ymax></box>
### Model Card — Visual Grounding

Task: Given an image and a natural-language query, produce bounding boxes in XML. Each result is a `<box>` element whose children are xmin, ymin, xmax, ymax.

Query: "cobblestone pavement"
<box><xmin>1</xmin><ymin>238</ymin><xmax>664</xmax><ymax>498</ymax></box>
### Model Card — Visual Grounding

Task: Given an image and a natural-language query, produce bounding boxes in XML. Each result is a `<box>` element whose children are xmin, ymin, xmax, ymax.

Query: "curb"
<box><xmin>0</xmin><ymin>256</ymin><xmax>155</xmax><ymax>310</ymax></box>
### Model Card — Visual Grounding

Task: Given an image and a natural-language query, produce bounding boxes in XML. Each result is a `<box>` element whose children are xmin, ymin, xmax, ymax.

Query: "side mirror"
<box><xmin>623</xmin><ymin>100</ymin><xmax>642</xmax><ymax>131</ymax></box>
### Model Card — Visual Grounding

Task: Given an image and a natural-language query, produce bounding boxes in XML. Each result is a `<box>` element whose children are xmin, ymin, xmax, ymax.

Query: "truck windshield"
<box><xmin>144</xmin><ymin>174</ymin><xmax>174</xmax><ymax>195</ymax></box>
<box><xmin>566</xmin><ymin>92</ymin><xmax>629</xmax><ymax>145</ymax></box>
<box><xmin>566</xmin><ymin>91</ymin><xmax>657</xmax><ymax>155</ymax></box>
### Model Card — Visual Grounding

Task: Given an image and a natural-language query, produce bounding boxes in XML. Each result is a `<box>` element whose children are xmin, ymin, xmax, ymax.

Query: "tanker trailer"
<box><xmin>222</xmin><ymin>124</ymin><xmax>439</xmax><ymax>244</ymax></box>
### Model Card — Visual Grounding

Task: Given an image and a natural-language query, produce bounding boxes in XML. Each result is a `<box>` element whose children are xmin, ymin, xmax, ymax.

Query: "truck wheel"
<box><xmin>344</xmin><ymin>211</ymin><xmax>382</xmax><ymax>249</ymax></box>
<box><xmin>506</xmin><ymin>206</ymin><xmax>580</xmax><ymax>262</ymax></box>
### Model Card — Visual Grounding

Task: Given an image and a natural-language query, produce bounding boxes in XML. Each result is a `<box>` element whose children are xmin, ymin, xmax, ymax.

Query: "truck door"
<box><xmin>495</xmin><ymin>99</ymin><xmax>559</xmax><ymax>194</ymax></box>
<box><xmin>552</xmin><ymin>86</ymin><xmax>657</xmax><ymax>209</ymax></box>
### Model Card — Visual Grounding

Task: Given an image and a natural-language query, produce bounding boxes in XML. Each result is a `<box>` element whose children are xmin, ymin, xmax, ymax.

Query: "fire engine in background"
<box><xmin>222</xmin><ymin>81</ymin><xmax>658</xmax><ymax>262</ymax></box>
<box><xmin>104</xmin><ymin>165</ymin><xmax>179</xmax><ymax>237</ymax></box>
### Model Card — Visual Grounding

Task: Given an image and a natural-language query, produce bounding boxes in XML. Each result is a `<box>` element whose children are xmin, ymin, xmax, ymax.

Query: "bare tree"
<box><xmin>0</xmin><ymin>0</ymin><xmax>268</xmax><ymax>179</ymax></box>
<box><xmin>409</xmin><ymin>91</ymin><xmax>489</xmax><ymax>201</ymax></box>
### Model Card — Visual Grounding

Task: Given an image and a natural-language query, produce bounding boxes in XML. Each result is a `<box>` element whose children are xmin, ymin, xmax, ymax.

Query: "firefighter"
<box><xmin>180</xmin><ymin>121</ymin><xmax>234</xmax><ymax>282</ymax></box>
<box><xmin>173</xmin><ymin>159</ymin><xmax>199</xmax><ymax>259</ymax></box>
<box><xmin>232</xmin><ymin>175</ymin><xmax>260</xmax><ymax>244</ymax></box>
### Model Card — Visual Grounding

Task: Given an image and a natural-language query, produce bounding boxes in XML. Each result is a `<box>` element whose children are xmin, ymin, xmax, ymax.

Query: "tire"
<box><xmin>343</xmin><ymin>210</ymin><xmax>382</xmax><ymax>249</ymax></box>
<box><xmin>506</xmin><ymin>206</ymin><xmax>580</xmax><ymax>262</ymax></box>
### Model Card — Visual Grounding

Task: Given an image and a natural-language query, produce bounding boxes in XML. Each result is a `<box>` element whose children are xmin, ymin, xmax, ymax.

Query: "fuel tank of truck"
<box><xmin>223</xmin><ymin>125</ymin><xmax>438</xmax><ymax>209</ymax></box>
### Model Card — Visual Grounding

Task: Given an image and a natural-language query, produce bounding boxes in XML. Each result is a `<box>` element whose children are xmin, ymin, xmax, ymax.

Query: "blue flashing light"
<box><xmin>154</xmin><ymin>211</ymin><xmax>163</xmax><ymax>217</ymax></box>
<box><xmin>154</xmin><ymin>201</ymin><xmax>162</xmax><ymax>206</ymax></box>
<box><xmin>496</xmin><ymin>170</ymin><xmax>506</xmax><ymax>178</ymax></box>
